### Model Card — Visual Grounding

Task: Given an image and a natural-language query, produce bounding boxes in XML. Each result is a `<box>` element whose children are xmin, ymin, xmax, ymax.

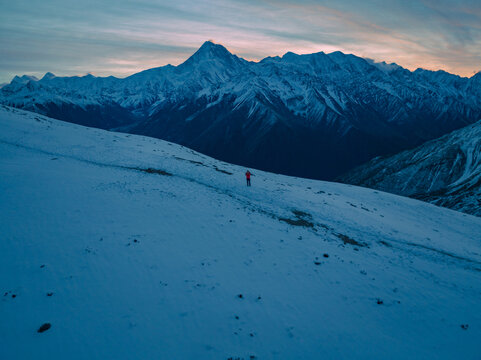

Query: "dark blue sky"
<box><xmin>1</xmin><ymin>0</ymin><xmax>480</xmax><ymax>83</ymax></box>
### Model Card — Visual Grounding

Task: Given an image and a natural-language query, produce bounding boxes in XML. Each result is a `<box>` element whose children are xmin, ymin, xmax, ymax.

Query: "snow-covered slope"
<box><xmin>2</xmin><ymin>41</ymin><xmax>481</xmax><ymax>180</ymax></box>
<box><xmin>1</xmin><ymin>106</ymin><xmax>481</xmax><ymax>360</ymax></box>
<box><xmin>339</xmin><ymin>120</ymin><xmax>481</xmax><ymax>216</ymax></box>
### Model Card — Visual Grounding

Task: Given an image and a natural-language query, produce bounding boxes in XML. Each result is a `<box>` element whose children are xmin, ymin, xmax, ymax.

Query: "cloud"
<box><xmin>0</xmin><ymin>0</ymin><xmax>480</xmax><ymax>82</ymax></box>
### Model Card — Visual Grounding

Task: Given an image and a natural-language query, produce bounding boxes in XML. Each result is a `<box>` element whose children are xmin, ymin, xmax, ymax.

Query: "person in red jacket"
<box><xmin>245</xmin><ymin>170</ymin><xmax>252</xmax><ymax>186</ymax></box>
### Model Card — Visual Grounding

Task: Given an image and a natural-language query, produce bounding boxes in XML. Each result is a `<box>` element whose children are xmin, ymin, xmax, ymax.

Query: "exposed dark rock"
<box><xmin>139</xmin><ymin>167</ymin><xmax>172</xmax><ymax>176</ymax></box>
<box><xmin>336</xmin><ymin>233</ymin><xmax>367</xmax><ymax>247</ymax></box>
<box><xmin>37</xmin><ymin>323</ymin><xmax>51</xmax><ymax>333</ymax></box>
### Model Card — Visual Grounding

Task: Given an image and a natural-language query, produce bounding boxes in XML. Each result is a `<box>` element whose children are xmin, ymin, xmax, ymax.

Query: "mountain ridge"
<box><xmin>338</xmin><ymin>119</ymin><xmax>481</xmax><ymax>216</ymax></box>
<box><xmin>1</xmin><ymin>41</ymin><xmax>481</xmax><ymax>180</ymax></box>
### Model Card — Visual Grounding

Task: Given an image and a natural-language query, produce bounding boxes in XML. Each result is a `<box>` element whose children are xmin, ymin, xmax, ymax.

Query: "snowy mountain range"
<box><xmin>1</xmin><ymin>105</ymin><xmax>480</xmax><ymax>359</ymax></box>
<box><xmin>339</xmin><ymin>120</ymin><xmax>481</xmax><ymax>216</ymax></box>
<box><xmin>1</xmin><ymin>41</ymin><xmax>481</xmax><ymax>179</ymax></box>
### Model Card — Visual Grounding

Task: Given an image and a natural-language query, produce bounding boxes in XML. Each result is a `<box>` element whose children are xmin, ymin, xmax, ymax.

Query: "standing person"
<box><xmin>245</xmin><ymin>170</ymin><xmax>252</xmax><ymax>187</ymax></box>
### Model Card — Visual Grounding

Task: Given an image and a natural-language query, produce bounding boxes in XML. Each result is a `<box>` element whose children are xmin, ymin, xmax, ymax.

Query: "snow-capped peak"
<box><xmin>471</xmin><ymin>71</ymin><xmax>481</xmax><ymax>82</ymax></box>
<box><xmin>282</xmin><ymin>51</ymin><xmax>299</xmax><ymax>60</ymax></box>
<box><xmin>181</xmin><ymin>41</ymin><xmax>240</xmax><ymax>66</ymax></box>
<box><xmin>365</xmin><ymin>58</ymin><xmax>402</xmax><ymax>73</ymax></box>
<box><xmin>41</xmin><ymin>72</ymin><xmax>56</xmax><ymax>81</ymax></box>
<box><xmin>12</xmin><ymin>74</ymin><xmax>39</xmax><ymax>84</ymax></box>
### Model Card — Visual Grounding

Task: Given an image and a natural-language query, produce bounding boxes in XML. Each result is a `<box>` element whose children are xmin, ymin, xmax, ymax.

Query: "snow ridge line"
<box><xmin>0</xmin><ymin>137</ymin><xmax>324</xmax><ymax>234</ymax></box>
<box><xmin>0</xmin><ymin>139</ymin><xmax>171</xmax><ymax>175</ymax></box>
<box><xmin>2</xmin><ymin>137</ymin><xmax>480</xmax><ymax>269</ymax></box>
<box><xmin>0</xmin><ymin>137</ymin><xmax>363</xmax><ymax>258</ymax></box>
<box><xmin>381</xmin><ymin>237</ymin><xmax>481</xmax><ymax>271</ymax></box>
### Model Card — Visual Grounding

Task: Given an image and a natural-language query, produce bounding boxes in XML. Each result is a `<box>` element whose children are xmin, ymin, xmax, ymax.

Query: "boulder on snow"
<box><xmin>37</xmin><ymin>323</ymin><xmax>51</xmax><ymax>333</ymax></box>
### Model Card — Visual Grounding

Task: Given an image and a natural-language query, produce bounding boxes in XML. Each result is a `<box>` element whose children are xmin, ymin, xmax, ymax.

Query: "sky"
<box><xmin>1</xmin><ymin>0</ymin><xmax>480</xmax><ymax>83</ymax></box>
